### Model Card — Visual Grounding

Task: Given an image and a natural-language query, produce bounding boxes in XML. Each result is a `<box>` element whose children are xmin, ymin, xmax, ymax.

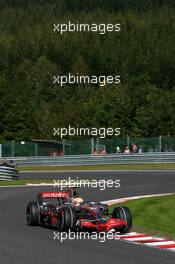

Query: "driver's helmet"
<box><xmin>71</xmin><ymin>197</ymin><xmax>84</xmax><ymax>207</ymax></box>
<box><xmin>71</xmin><ymin>189</ymin><xmax>78</xmax><ymax>198</ymax></box>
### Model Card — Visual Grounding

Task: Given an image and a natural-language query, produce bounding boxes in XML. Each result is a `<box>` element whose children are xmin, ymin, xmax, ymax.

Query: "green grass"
<box><xmin>0</xmin><ymin>179</ymin><xmax>55</xmax><ymax>186</ymax></box>
<box><xmin>0</xmin><ymin>179</ymin><xmax>100</xmax><ymax>186</ymax></box>
<box><xmin>109</xmin><ymin>194</ymin><xmax>175</xmax><ymax>239</ymax></box>
<box><xmin>19</xmin><ymin>163</ymin><xmax>175</xmax><ymax>171</ymax></box>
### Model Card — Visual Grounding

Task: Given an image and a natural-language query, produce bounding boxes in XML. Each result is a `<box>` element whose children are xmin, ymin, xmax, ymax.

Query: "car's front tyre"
<box><xmin>112</xmin><ymin>206</ymin><xmax>132</xmax><ymax>233</ymax></box>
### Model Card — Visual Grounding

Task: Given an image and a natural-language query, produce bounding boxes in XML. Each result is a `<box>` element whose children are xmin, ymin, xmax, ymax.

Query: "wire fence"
<box><xmin>0</xmin><ymin>136</ymin><xmax>175</xmax><ymax>157</ymax></box>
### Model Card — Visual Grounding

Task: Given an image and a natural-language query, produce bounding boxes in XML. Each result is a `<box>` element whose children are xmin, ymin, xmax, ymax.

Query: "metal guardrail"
<box><xmin>1</xmin><ymin>153</ymin><xmax>175</xmax><ymax>166</ymax></box>
<box><xmin>0</xmin><ymin>166</ymin><xmax>19</xmax><ymax>181</ymax></box>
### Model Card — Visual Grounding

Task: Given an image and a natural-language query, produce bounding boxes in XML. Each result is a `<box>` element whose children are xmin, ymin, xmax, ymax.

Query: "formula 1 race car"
<box><xmin>26</xmin><ymin>188</ymin><xmax>132</xmax><ymax>233</ymax></box>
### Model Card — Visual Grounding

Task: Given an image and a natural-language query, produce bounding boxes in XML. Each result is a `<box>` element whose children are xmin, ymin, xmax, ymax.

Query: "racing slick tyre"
<box><xmin>57</xmin><ymin>207</ymin><xmax>76</xmax><ymax>232</ymax></box>
<box><xmin>112</xmin><ymin>206</ymin><xmax>132</xmax><ymax>234</ymax></box>
<box><xmin>26</xmin><ymin>201</ymin><xmax>40</xmax><ymax>226</ymax></box>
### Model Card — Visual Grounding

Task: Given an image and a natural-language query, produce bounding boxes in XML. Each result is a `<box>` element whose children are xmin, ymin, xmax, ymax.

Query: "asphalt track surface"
<box><xmin>0</xmin><ymin>171</ymin><xmax>175</xmax><ymax>264</ymax></box>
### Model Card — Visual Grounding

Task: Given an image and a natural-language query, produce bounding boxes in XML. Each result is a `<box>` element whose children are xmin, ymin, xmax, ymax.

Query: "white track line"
<box><xmin>101</xmin><ymin>193</ymin><xmax>174</xmax><ymax>205</ymax></box>
<box><xmin>122</xmin><ymin>236</ymin><xmax>153</xmax><ymax>242</ymax></box>
<box><xmin>145</xmin><ymin>241</ymin><xmax>175</xmax><ymax>246</ymax></box>
<box><xmin>117</xmin><ymin>232</ymin><xmax>137</xmax><ymax>237</ymax></box>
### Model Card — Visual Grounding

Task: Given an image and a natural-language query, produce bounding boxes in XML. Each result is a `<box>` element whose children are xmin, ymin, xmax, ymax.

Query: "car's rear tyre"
<box><xmin>112</xmin><ymin>206</ymin><xmax>132</xmax><ymax>233</ymax></box>
<box><xmin>57</xmin><ymin>207</ymin><xmax>76</xmax><ymax>232</ymax></box>
<box><xmin>26</xmin><ymin>201</ymin><xmax>40</xmax><ymax>226</ymax></box>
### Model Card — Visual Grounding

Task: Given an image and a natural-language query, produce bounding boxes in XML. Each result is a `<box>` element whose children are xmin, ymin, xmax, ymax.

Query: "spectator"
<box><xmin>101</xmin><ymin>147</ymin><xmax>106</xmax><ymax>155</ymax></box>
<box><xmin>132</xmin><ymin>143</ymin><xmax>137</xmax><ymax>153</ymax></box>
<box><xmin>138</xmin><ymin>145</ymin><xmax>143</xmax><ymax>154</ymax></box>
<box><xmin>124</xmin><ymin>146</ymin><xmax>131</xmax><ymax>155</ymax></box>
<box><xmin>2</xmin><ymin>159</ymin><xmax>9</xmax><ymax>167</ymax></box>
<box><xmin>116</xmin><ymin>146</ymin><xmax>121</xmax><ymax>154</ymax></box>
<box><xmin>53</xmin><ymin>151</ymin><xmax>58</xmax><ymax>156</ymax></box>
<box><xmin>93</xmin><ymin>148</ymin><xmax>97</xmax><ymax>155</ymax></box>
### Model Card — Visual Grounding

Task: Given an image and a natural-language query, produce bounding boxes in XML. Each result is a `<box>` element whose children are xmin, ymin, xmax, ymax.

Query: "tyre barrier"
<box><xmin>0</xmin><ymin>166</ymin><xmax>19</xmax><ymax>181</ymax></box>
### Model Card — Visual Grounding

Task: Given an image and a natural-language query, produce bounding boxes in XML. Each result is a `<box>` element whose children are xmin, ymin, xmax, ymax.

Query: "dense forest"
<box><xmin>0</xmin><ymin>0</ymin><xmax>175</xmax><ymax>140</ymax></box>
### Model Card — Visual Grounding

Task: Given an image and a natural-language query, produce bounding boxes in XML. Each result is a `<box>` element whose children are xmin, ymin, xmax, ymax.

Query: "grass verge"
<box><xmin>0</xmin><ymin>179</ymin><xmax>55</xmax><ymax>186</ymax></box>
<box><xmin>19</xmin><ymin>163</ymin><xmax>175</xmax><ymax>171</ymax></box>
<box><xmin>0</xmin><ymin>179</ymin><xmax>99</xmax><ymax>186</ymax></box>
<box><xmin>109</xmin><ymin>194</ymin><xmax>175</xmax><ymax>240</ymax></box>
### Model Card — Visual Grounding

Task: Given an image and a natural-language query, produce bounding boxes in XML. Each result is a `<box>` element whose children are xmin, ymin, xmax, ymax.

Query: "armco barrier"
<box><xmin>0</xmin><ymin>166</ymin><xmax>19</xmax><ymax>181</ymax></box>
<box><xmin>1</xmin><ymin>153</ymin><xmax>175</xmax><ymax>167</ymax></box>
